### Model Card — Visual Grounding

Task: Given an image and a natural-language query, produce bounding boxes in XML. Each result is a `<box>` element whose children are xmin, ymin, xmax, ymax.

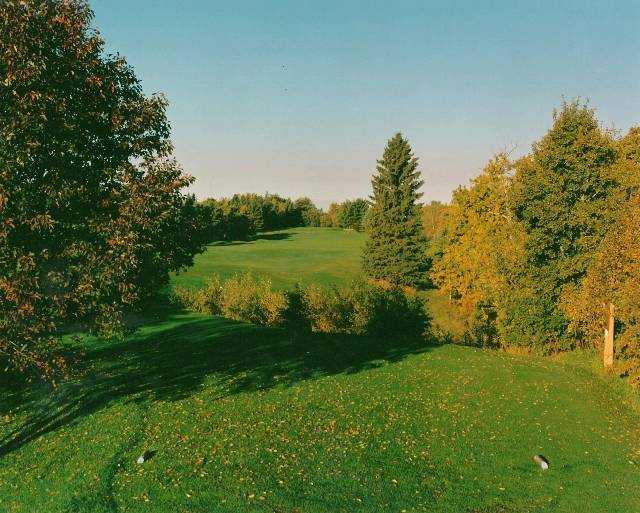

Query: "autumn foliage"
<box><xmin>0</xmin><ymin>0</ymin><xmax>205</xmax><ymax>378</ymax></box>
<box><xmin>431</xmin><ymin>154</ymin><xmax>524</xmax><ymax>347</ymax></box>
<box><xmin>431</xmin><ymin>101</ymin><xmax>640</xmax><ymax>381</ymax></box>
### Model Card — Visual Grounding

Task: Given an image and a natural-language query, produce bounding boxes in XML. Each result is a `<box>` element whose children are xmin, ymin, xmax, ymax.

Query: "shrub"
<box><xmin>171</xmin><ymin>287</ymin><xmax>205</xmax><ymax>313</ymax></box>
<box><xmin>301</xmin><ymin>284</ymin><xmax>354</xmax><ymax>333</ymax></box>
<box><xmin>174</xmin><ymin>275</ymin><xmax>429</xmax><ymax>340</ymax></box>
<box><xmin>302</xmin><ymin>280</ymin><xmax>429</xmax><ymax>339</ymax></box>
<box><xmin>172</xmin><ymin>276</ymin><xmax>223</xmax><ymax>315</ymax></box>
<box><xmin>219</xmin><ymin>274</ymin><xmax>288</xmax><ymax>327</ymax></box>
<box><xmin>200</xmin><ymin>276</ymin><xmax>223</xmax><ymax>315</ymax></box>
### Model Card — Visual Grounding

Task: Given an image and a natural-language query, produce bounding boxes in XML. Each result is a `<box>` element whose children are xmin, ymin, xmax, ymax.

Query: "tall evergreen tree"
<box><xmin>363</xmin><ymin>133</ymin><xmax>428</xmax><ymax>287</ymax></box>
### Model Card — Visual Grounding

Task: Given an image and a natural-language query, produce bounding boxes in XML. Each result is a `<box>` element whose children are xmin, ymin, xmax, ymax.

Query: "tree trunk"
<box><xmin>603</xmin><ymin>303</ymin><xmax>614</xmax><ymax>368</ymax></box>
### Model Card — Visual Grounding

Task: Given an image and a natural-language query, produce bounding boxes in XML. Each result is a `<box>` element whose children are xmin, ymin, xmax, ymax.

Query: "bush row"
<box><xmin>172</xmin><ymin>274</ymin><xmax>430</xmax><ymax>339</ymax></box>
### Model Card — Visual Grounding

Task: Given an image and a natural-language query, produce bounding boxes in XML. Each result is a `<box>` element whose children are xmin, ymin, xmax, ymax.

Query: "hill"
<box><xmin>1</xmin><ymin>228</ymin><xmax>638</xmax><ymax>512</ymax></box>
<box><xmin>172</xmin><ymin>227</ymin><xmax>366</xmax><ymax>290</ymax></box>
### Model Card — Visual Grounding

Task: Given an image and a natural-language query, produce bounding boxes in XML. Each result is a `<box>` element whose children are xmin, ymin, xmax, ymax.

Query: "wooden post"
<box><xmin>603</xmin><ymin>303</ymin><xmax>614</xmax><ymax>368</ymax></box>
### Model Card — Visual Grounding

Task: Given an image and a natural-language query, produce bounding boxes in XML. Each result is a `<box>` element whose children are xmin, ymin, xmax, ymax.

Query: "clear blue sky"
<box><xmin>92</xmin><ymin>0</ymin><xmax>640</xmax><ymax>207</ymax></box>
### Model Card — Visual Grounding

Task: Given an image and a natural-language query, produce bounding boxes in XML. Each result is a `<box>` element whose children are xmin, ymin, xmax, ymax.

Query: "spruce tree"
<box><xmin>363</xmin><ymin>133</ymin><xmax>428</xmax><ymax>288</ymax></box>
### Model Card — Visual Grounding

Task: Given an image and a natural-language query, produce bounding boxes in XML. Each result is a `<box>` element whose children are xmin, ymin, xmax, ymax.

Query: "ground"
<box><xmin>1</xmin><ymin>228</ymin><xmax>639</xmax><ymax>512</ymax></box>
<box><xmin>173</xmin><ymin>227</ymin><xmax>365</xmax><ymax>290</ymax></box>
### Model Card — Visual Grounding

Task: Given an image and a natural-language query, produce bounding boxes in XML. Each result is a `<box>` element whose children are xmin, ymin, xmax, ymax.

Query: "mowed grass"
<box><xmin>1</xmin><ymin>228</ymin><xmax>639</xmax><ymax>512</ymax></box>
<box><xmin>172</xmin><ymin>227</ymin><xmax>366</xmax><ymax>290</ymax></box>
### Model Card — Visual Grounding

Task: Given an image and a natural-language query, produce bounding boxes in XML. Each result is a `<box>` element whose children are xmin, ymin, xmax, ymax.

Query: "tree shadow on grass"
<box><xmin>0</xmin><ymin>311</ymin><xmax>434</xmax><ymax>457</ymax></box>
<box><xmin>209</xmin><ymin>231</ymin><xmax>294</xmax><ymax>247</ymax></box>
<box><xmin>254</xmin><ymin>231</ymin><xmax>295</xmax><ymax>241</ymax></box>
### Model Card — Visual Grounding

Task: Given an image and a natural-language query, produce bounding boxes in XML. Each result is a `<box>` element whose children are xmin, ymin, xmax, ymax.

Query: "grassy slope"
<box><xmin>172</xmin><ymin>227</ymin><xmax>366</xmax><ymax>290</ymax></box>
<box><xmin>1</xmin><ymin>228</ymin><xmax>639</xmax><ymax>513</ymax></box>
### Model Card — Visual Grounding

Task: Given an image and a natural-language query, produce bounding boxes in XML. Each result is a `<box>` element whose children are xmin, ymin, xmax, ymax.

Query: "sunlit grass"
<box><xmin>1</xmin><ymin>228</ymin><xmax>639</xmax><ymax>512</ymax></box>
<box><xmin>171</xmin><ymin>227</ymin><xmax>366</xmax><ymax>290</ymax></box>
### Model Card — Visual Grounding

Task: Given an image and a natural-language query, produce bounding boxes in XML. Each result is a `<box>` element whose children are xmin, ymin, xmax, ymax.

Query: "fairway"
<box><xmin>172</xmin><ymin>227</ymin><xmax>366</xmax><ymax>290</ymax></box>
<box><xmin>1</xmin><ymin>313</ymin><xmax>639</xmax><ymax>512</ymax></box>
<box><xmin>1</xmin><ymin>228</ymin><xmax>639</xmax><ymax>513</ymax></box>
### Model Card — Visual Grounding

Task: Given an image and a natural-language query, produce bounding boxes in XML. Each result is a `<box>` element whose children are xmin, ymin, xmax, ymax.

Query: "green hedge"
<box><xmin>173</xmin><ymin>275</ymin><xmax>430</xmax><ymax>339</ymax></box>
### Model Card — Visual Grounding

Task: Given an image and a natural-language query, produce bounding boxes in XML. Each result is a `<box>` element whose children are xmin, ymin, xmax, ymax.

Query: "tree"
<box><xmin>562</xmin><ymin>126</ymin><xmax>640</xmax><ymax>381</ymax></box>
<box><xmin>229</xmin><ymin>194</ymin><xmax>265</xmax><ymax>232</ymax></box>
<box><xmin>563</xmin><ymin>196</ymin><xmax>640</xmax><ymax>383</ymax></box>
<box><xmin>431</xmin><ymin>154</ymin><xmax>524</xmax><ymax>346</ymax></box>
<box><xmin>322</xmin><ymin>202</ymin><xmax>342</xmax><ymax>228</ymax></box>
<box><xmin>197</xmin><ymin>194</ymin><xmax>320</xmax><ymax>242</ymax></box>
<box><xmin>506</xmin><ymin>101</ymin><xmax>617</xmax><ymax>349</ymax></box>
<box><xmin>421</xmin><ymin>201</ymin><xmax>449</xmax><ymax>241</ymax></box>
<box><xmin>421</xmin><ymin>200</ymin><xmax>450</xmax><ymax>285</ymax></box>
<box><xmin>338</xmin><ymin>199</ymin><xmax>369</xmax><ymax>231</ymax></box>
<box><xmin>0</xmin><ymin>0</ymin><xmax>204</xmax><ymax>378</ymax></box>
<box><xmin>362</xmin><ymin>133</ymin><xmax>427</xmax><ymax>288</ymax></box>
<box><xmin>295</xmin><ymin>197</ymin><xmax>322</xmax><ymax>227</ymax></box>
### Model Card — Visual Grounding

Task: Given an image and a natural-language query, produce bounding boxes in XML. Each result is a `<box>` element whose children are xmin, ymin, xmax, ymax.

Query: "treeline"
<box><xmin>197</xmin><ymin>194</ymin><xmax>322</xmax><ymax>242</ymax></box>
<box><xmin>427</xmin><ymin>102</ymin><xmax>640</xmax><ymax>383</ymax></box>
<box><xmin>197</xmin><ymin>194</ymin><xmax>369</xmax><ymax>242</ymax></box>
<box><xmin>321</xmin><ymin>199</ymin><xmax>369</xmax><ymax>231</ymax></box>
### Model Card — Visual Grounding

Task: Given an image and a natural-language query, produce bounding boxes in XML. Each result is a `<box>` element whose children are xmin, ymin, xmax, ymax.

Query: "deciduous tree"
<box><xmin>506</xmin><ymin>101</ymin><xmax>617</xmax><ymax>349</ymax></box>
<box><xmin>431</xmin><ymin>154</ymin><xmax>524</xmax><ymax>346</ymax></box>
<box><xmin>0</xmin><ymin>0</ymin><xmax>204</xmax><ymax>378</ymax></box>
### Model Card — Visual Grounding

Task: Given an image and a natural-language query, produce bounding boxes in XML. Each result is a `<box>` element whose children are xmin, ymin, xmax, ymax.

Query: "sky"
<box><xmin>91</xmin><ymin>0</ymin><xmax>640</xmax><ymax>207</ymax></box>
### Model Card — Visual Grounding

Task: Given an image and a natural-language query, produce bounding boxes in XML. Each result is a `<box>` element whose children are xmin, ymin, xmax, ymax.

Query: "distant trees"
<box><xmin>0</xmin><ymin>0</ymin><xmax>205</xmax><ymax>377</ymax></box>
<box><xmin>363</xmin><ymin>133</ymin><xmax>427</xmax><ymax>288</ymax></box>
<box><xmin>421</xmin><ymin>201</ymin><xmax>449</xmax><ymax>242</ymax></box>
<box><xmin>338</xmin><ymin>199</ymin><xmax>369</xmax><ymax>231</ymax></box>
<box><xmin>295</xmin><ymin>197</ymin><xmax>323</xmax><ymax>227</ymax></box>
<box><xmin>198</xmin><ymin>198</ymin><xmax>256</xmax><ymax>242</ymax></box>
<box><xmin>421</xmin><ymin>201</ymin><xmax>450</xmax><ymax>284</ymax></box>
<box><xmin>198</xmin><ymin>194</ymin><xmax>322</xmax><ymax>242</ymax></box>
<box><xmin>196</xmin><ymin>193</ymin><xmax>370</xmax><ymax>243</ymax></box>
<box><xmin>320</xmin><ymin>199</ymin><xmax>369</xmax><ymax>231</ymax></box>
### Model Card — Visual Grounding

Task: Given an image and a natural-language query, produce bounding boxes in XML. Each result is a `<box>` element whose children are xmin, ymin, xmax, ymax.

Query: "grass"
<box><xmin>172</xmin><ymin>227</ymin><xmax>366</xmax><ymax>290</ymax></box>
<box><xmin>1</xmin><ymin>228</ymin><xmax>639</xmax><ymax>512</ymax></box>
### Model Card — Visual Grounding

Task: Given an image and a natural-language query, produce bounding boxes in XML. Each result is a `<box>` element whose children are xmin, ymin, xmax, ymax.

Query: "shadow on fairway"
<box><xmin>0</xmin><ymin>306</ymin><xmax>433</xmax><ymax>457</ymax></box>
<box><xmin>210</xmin><ymin>231</ymin><xmax>294</xmax><ymax>247</ymax></box>
<box><xmin>254</xmin><ymin>231</ymin><xmax>295</xmax><ymax>241</ymax></box>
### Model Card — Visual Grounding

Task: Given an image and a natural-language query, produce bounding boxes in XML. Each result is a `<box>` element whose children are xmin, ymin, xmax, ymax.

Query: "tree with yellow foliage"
<box><xmin>431</xmin><ymin>154</ymin><xmax>524</xmax><ymax>346</ymax></box>
<box><xmin>563</xmin><ymin>126</ymin><xmax>640</xmax><ymax>382</ymax></box>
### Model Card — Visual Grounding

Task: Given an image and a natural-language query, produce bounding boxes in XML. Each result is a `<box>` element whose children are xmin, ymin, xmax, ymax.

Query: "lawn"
<box><xmin>172</xmin><ymin>227</ymin><xmax>366</xmax><ymax>290</ymax></box>
<box><xmin>1</xmin><ymin>228</ymin><xmax>639</xmax><ymax>512</ymax></box>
